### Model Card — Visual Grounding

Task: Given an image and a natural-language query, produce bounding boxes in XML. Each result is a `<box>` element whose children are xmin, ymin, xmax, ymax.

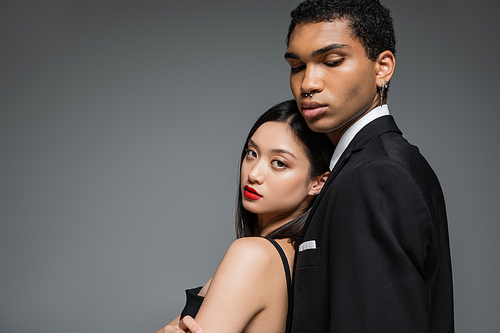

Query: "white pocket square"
<box><xmin>298</xmin><ymin>240</ymin><xmax>316</xmax><ymax>252</ymax></box>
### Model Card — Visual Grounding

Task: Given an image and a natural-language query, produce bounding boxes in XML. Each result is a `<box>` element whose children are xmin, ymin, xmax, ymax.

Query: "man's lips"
<box><xmin>301</xmin><ymin>101</ymin><xmax>328</xmax><ymax>118</ymax></box>
<box><xmin>244</xmin><ymin>185</ymin><xmax>262</xmax><ymax>200</ymax></box>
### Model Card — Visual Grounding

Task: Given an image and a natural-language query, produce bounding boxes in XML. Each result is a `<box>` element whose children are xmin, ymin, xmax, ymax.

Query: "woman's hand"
<box><xmin>156</xmin><ymin>316</ymin><xmax>203</xmax><ymax>333</ymax></box>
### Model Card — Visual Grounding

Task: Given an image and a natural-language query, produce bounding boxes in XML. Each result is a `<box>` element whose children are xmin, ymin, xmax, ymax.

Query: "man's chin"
<box><xmin>304</xmin><ymin>118</ymin><xmax>334</xmax><ymax>134</ymax></box>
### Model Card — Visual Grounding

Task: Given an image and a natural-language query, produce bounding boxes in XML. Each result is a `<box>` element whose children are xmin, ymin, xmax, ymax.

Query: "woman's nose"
<box><xmin>247</xmin><ymin>162</ymin><xmax>265</xmax><ymax>184</ymax></box>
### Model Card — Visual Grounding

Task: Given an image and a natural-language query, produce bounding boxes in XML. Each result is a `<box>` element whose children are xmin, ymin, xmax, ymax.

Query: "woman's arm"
<box><xmin>155</xmin><ymin>278</ymin><xmax>212</xmax><ymax>333</ymax></box>
<box><xmin>194</xmin><ymin>237</ymin><xmax>288</xmax><ymax>333</ymax></box>
<box><xmin>156</xmin><ymin>237</ymin><xmax>288</xmax><ymax>333</ymax></box>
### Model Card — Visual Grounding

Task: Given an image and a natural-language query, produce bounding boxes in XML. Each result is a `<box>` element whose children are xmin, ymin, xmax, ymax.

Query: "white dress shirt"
<box><xmin>329</xmin><ymin>104</ymin><xmax>390</xmax><ymax>170</ymax></box>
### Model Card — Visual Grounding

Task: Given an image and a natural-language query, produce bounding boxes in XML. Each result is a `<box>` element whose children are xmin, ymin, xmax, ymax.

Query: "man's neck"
<box><xmin>326</xmin><ymin>101</ymin><xmax>382</xmax><ymax>146</ymax></box>
<box><xmin>328</xmin><ymin>104</ymin><xmax>390</xmax><ymax>170</ymax></box>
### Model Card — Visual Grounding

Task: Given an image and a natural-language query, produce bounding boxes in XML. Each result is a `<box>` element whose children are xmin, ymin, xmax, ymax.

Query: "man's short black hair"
<box><xmin>287</xmin><ymin>0</ymin><xmax>396</xmax><ymax>61</ymax></box>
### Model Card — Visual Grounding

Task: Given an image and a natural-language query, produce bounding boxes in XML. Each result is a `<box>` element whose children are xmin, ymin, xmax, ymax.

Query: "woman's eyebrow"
<box><xmin>270</xmin><ymin>148</ymin><xmax>298</xmax><ymax>159</ymax></box>
<box><xmin>249</xmin><ymin>139</ymin><xmax>297</xmax><ymax>159</ymax></box>
<box><xmin>248</xmin><ymin>139</ymin><xmax>259</xmax><ymax>149</ymax></box>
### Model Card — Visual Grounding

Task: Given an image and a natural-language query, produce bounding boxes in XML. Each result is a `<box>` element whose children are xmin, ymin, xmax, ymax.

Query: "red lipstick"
<box><xmin>244</xmin><ymin>185</ymin><xmax>262</xmax><ymax>200</ymax></box>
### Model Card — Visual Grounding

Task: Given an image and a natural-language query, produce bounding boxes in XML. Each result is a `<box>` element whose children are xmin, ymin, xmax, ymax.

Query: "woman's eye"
<box><xmin>271</xmin><ymin>160</ymin><xmax>287</xmax><ymax>168</ymax></box>
<box><xmin>325</xmin><ymin>59</ymin><xmax>343</xmax><ymax>67</ymax></box>
<box><xmin>246</xmin><ymin>149</ymin><xmax>257</xmax><ymax>158</ymax></box>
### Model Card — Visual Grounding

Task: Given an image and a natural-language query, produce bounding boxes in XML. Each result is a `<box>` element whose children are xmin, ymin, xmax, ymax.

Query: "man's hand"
<box><xmin>156</xmin><ymin>316</ymin><xmax>203</xmax><ymax>333</ymax></box>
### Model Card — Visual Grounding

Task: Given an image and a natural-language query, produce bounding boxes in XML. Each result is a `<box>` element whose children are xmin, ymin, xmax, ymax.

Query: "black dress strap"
<box><xmin>263</xmin><ymin>237</ymin><xmax>293</xmax><ymax>333</ymax></box>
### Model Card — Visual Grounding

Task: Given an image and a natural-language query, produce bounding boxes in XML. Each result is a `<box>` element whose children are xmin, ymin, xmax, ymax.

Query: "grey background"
<box><xmin>1</xmin><ymin>0</ymin><xmax>499</xmax><ymax>332</ymax></box>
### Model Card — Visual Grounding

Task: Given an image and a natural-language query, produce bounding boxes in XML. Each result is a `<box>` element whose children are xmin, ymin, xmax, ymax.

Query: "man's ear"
<box><xmin>308</xmin><ymin>171</ymin><xmax>330</xmax><ymax>195</ymax></box>
<box><xmin>375</xmin><ymin>50</ymin><xmax>395</xmax><ymax>86</ymax></box>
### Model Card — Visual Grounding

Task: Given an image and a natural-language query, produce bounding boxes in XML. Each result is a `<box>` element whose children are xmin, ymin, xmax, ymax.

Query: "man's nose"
<box><xmin>300</xmin><ymin>65</ymin><xmax>323</xmax><ymax>95</ymax></box>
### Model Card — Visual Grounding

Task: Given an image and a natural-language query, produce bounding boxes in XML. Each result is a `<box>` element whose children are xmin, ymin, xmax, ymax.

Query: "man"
<box><xmin>284</xmin><ymin>0</ymin><xmax>453</xmax><ymax>332</ymax></box>
<box><xmin>161</xmin><ymin>0</ymin><xmax>453</xmax><ymax>332</ymax></box>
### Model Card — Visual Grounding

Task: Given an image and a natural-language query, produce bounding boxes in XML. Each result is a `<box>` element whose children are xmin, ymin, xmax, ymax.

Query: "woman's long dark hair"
<box><xmin>235</xmin><ymin>100</ymin><xmax>334</xmax><ymax>246</ymax></box>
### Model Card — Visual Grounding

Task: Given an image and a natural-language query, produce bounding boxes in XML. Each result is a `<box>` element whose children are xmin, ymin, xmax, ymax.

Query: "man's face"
<box><xmin>285</xmin><ymin>20</ymin><xmax>380</xmax><ymax>144</ymax></box>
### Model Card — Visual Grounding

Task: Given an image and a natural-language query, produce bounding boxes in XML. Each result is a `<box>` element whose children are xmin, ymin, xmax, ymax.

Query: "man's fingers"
<box><xmin>178</xmin><ymin>316</ymin><xmax>203</xmax><ymax>333</ymax></box>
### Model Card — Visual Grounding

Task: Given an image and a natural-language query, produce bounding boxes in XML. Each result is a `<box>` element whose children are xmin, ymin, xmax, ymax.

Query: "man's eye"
<box><xmin>291</xmin><ymin>64</ymin><xmax>305</xmax><ymax>73</ymax></box>
<box><xmin>325</xmin><ymin>59</ymin><xmax>344</xmax><ymax>67</ymax></box>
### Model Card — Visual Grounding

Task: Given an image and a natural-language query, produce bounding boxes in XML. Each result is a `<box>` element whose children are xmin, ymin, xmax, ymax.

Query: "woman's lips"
<box><xmin>244</xmin><ymin>185</ymin><xmax>262</xmax><ymax>200</ymax></box>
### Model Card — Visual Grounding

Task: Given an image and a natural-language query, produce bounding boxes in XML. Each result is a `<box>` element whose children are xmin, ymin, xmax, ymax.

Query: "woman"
<box><xmin>157</xmin><ymin>100</ymin><xmax>333</xmax><ymax>333</ymax></box>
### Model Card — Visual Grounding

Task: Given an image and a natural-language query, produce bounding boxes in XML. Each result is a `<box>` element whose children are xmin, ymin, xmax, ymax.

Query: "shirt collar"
<box><xmin>329</xmin><ymin>104</ymin><xmax>390</xmax><ymax>170</ymax></box>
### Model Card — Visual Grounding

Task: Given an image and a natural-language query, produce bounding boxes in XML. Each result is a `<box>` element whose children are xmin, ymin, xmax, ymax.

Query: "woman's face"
<box><xmin>241</xmin><ymin>121</ymin><xmax>317</xmax><ymax>227</ymax></box>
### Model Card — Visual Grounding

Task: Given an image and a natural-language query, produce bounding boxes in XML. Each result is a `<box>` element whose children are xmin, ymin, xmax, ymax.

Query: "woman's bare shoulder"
<box><xmin>223</xmin><ymin>237</ymin><xmax>286</xmax><ymax>270</ymax></box>
<box><xmin>208</xmin><ymin>237</ymin><xmax>287</xmax><ymax>290</ymax></box>
<box><xmin>194</xmin><ymin>237</ymin><xmax>288</xmax><ymax>332</ymax></box>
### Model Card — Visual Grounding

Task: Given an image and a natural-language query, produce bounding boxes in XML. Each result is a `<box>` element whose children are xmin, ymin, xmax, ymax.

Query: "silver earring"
<box><xmin>380</xmin><ymin>81</ymin><xmax>388</xmax><ymax>105</ymax></box>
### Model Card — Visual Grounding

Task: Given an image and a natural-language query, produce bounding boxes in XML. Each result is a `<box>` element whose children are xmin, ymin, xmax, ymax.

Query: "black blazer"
<box><xmin>290</xmin><ymin>116</ymin><xmax>454</xmax><ymax>332</ymax></box>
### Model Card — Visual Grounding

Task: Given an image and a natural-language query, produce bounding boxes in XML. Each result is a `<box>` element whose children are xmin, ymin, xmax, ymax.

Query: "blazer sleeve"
<box><xmin>328</xmin><ymin>159</ymin><xmax>433</xmax><ymax>332</ymax></box>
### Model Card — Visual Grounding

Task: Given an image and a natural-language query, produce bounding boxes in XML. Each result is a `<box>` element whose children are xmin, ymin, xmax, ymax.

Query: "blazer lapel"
<box><xmin>297</xmin><ymin>115</ymin><xmax>402</xmax><ymax>245</ymax></box>
<box><xmin>297</xmin><ymin>146</ymin><xmax>353</xmax><ymax>245</ymax></box>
